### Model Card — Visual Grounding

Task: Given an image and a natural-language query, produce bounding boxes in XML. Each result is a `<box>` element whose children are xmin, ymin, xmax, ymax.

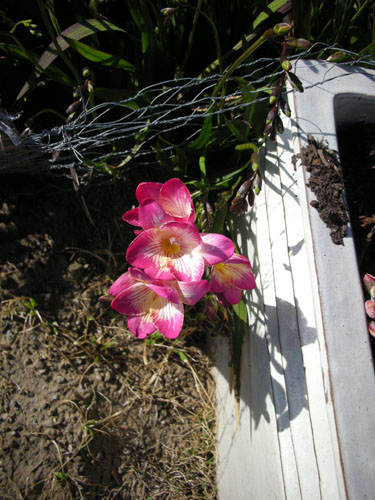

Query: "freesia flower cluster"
<box><xmin>104</xmin><ymin>178</ymin><xmax>256</xmax><ymax>339</ymax></box>
<box><xmin>364</xmin><ymin>273</ymin><xmax>375</xmax><ymax>337</ymax></box>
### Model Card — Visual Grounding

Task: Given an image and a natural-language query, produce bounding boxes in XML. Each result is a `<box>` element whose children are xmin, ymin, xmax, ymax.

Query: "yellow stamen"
<box><xmin>215</xmin><ymin>262</ymin><xmax>225</xmax><ymax>272</ymax></box>
<box><xmin>161</xmin><ymin>236</ymin><xmax>180</xmax><ymax>256</ymax></box>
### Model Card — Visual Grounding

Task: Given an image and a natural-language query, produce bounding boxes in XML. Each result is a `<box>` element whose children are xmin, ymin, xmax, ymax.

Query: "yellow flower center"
<box><xmin>215</xmin><ymin>262</ymin><xmax>225</xmax><ymax>273</ymax></box>
<box><xmin>161</xmin><ymin>236</ymin><xmax>180</xmax><ymax>256</ymax></box>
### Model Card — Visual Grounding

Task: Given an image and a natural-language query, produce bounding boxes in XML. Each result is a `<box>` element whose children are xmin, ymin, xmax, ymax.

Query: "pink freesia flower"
<box><xmin>126</xmin><ymin>221</ymin><xmax>235</xmax><ymax>282</ymax></box>
<box><xmin>368</xmin><ymin>321</ymin><xmax>375</xmax><ymax>338</ymax></box>
<box><xmin>123</xmin><ymin>178</ymin><xmax>195</xmax><ymax>229</ymax></box>
<box><xmin>211</xmin><ymin>253</ymin><xmax>256</xmax><ymax>306</ymax></box>
<box><xmin>363</xmin><ymin>273</ymin><xmax>375</xmax><ymax>299</ymax></box>
<box><xmin>108</xmin><ymin>268</ymin><xmax>210</xmax><ymax>339</ymax></box>
<box><xmin>365</xmin><ymin>300</ymin><xmax>375</xmax><ymax>319</ymax></box>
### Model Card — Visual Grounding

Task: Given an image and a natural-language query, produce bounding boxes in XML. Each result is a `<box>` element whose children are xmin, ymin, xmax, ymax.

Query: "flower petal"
<box><xmin>177</xmin><ymin>280</ymin><xmax>210</xmax><ymax>305</ymax></box>
<box><xmin>147</xmin><ymin>283</ymin><xmax>180</xmax><ymax>304</ymax></box>
<box><xmin>122</xmin><ymin>207</ymin><xmax>141</xmax><ymax>226</ymax></box>
<box><xmin>152</xmin><ymin>297</ymin><xmax>184</xmax><ymax>339</ymax></box>
<box><xmin>108</xmin><ymin>271</ymin><xmax>133</xmax><ymax>297</ymax></box>
<box><xmin>211</xmin><ymin>253</ymin><xmax>256</xmax><ymax>292</ymax></box>
<box><xmin>111</xmin><ymin>282</ymin><xmax>155</xmax><ymax>315</ymax></box>
<box><xmin>159</xmin><ymin>178</ymin><xmax>195</xmax><ymax>220</ymax></box>
<box><xmin>126</xmin><ymin>222</ymin><xmax>202</xmax><ymax>280</ymax></box>
<box><xmin>136</xmin><ymin>182</ymin><xmax>163</xmax><ymax>203</ymax></box>
<box><xmin>365</xmin><ymin>299</ymin><xmax>375</xmax><ymax>319</ymax></box>
<box><xmin>126</xmin><ymin>228</ymin><xmax>164</xmax><ymax>269</ymax></box>
<box><xmin>139</xmin><ymin>199</ymin><xmax>171</xmax><ymax>229</ymax></box>
<box><xmin>169</xmin><ymin>253</ymin><xmax>205</xmax><ymax>281</ymax></box>
<box><xmin>368</xmin><ymin>320</ymin><xmax>375</xmax><ymax>338</ymax></box>
<box><xmin>128</xmin><ymin>315</ymin><xmax>157</xmax><ymax>338</ymax></box>
<box><xmin>223</xmin><ymin>287</ymin><xmax>243</xmax><ymax>305</ymax></box>
<box><xmin>200</xmin><ymin>233</ymin><xmax>234</xmax><ymax>265</ymax></box>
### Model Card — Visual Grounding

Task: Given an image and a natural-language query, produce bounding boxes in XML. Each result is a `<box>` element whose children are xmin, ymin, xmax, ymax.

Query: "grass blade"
<box><xmin>61</xmin><ymin>36</ymin><xmax>135</xmax><ymax>72</ymax></box>
<box><xmin>16</xmin><ymin>18</ymin><xmax>127</xmax><ymax>101</ymax></box>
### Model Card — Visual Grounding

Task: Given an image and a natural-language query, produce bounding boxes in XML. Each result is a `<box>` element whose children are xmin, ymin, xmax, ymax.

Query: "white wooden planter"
<box><xmin>215</xmin><ymin>61</ymin><xmax>375</xmax><ymax>499</ymax></box>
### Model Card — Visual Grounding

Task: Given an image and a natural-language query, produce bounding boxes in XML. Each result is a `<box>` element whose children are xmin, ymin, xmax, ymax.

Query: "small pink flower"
<box><xmin>123</xmin><ymin>178</ymin><xmax>195</xmax><ymax>229</ymax></box>
<box><xmin>211</xmin><ymin>253</ymin><xmax>256</xmax><ymax>306</ymax></box>
<box><xmin>368</xmin><ymin>321</ymin><xmax>375</xmax><ymax>338</ymax></box>
<box><xmin>365</xmin><ymin>300</ymin><xmax>375</xmax><ymax>320</ymax></box>
<box><xmin>108</xmin><ymin>268</ymin><xmax>210</xmax><ymax>339</ymax></box>
<box><xmin>364</xmin><ymin>273</ymin><xmax>375</xmax><ymax>299</ymax></box>
<box><xmin>126</xmin><ymin>221</ymin><xmax>234</xmax><ymax>282</ymax></box>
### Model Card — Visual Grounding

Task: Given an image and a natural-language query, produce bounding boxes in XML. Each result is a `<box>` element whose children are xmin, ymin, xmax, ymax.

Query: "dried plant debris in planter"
<box><xmin>293</xmin><ymin>134</ymin><xmax>349</xmax><ymax>245</ymax></box>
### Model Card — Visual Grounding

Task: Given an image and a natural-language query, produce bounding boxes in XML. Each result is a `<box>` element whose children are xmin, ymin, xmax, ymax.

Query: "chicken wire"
<box><xmin>1</xmin><ymin>43</ymin><xmax>374</xmax><ymax>178</ymax></box>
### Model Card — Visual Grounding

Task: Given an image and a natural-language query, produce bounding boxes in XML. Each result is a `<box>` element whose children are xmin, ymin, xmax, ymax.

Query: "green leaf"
<box><xmin>252</xmin><ymin>0</ymin><xmax>291</xmax><ymax>31</ymax></box>
<box><xmin>199</xmin><ymin>155</ymin><xmax>207</xmax><ymax>176</ymax></box>
<box><xmin>61</xmin><ymin>36</ymin><xmax>135</xmax><ymax>71</ymax></box>
<box><xmin>224</xmin><ymin>117</ymin><xmax>250</xmax><ymax>142</ymax></box>
<box><xmin>211</xmin><ymin>198</ymin><xmax>228</xmax><ymax>234</ymax></box>
<box><xmin>188</xmin><ymin>115</ymin><xmax>213</xmax><ymax>150</ymax></box>
<box><xmin>16</xmin><ymin>18</ymin><xmax>128</xmax><ymax>101</ymax></box>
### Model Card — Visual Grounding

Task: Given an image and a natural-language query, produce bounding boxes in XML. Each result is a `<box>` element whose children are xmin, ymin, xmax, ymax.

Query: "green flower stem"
<box><xmin>212</xmin><ymin>29</ymin><xmax>273</xmax><ymax>99</ymax></box>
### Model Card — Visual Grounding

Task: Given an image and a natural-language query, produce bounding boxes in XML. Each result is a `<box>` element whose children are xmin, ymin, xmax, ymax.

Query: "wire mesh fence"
<box><xmin>1</xmin><ymin>43</ymin><xmax>374</xmax><ymax>178</ymax></box>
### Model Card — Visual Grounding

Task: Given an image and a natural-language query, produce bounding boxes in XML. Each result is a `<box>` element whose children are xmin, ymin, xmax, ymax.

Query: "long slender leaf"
<box><xmin>252</xmin><ymin>0</ymin><xmax>291</xmax><ymax>30</ymax></box>
<box><xmin>61</xmin><ymin>36</ymin><xmax>135</xmax><ymax>71</ymax></box>
<box><xmin>16</xmin><ymin>18</ymin><xmax>128</xmax><ymax>101</ymax></box>
<box><xmin>188</xmin><ymin>115</ymin><xmax>213</xmax><ymax>150</ymax></box>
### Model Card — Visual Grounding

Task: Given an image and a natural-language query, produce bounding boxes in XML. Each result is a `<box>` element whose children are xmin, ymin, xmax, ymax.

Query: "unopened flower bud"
<box><xmin>205</xmin><ymin>296</ymin><xmax>219</xmax><ymax>321</ymax></box>
<box><xmin>230</xmin><ymin>197</ymin><xmax>248</xmax><ymax>215</ymax></box>
<box><xmin>281</xmin><ymin>59</ymin><xmax>292</xmax><ymax>72</ymax></box>
<box><xmin>87</xmin><ymin>80</ymin><xmax>95</xmax><ymax>93</ymax></box>
<box><xmin>247</xmin><ymin>188</ymin><xmax>255</xmax><ymax>207</ymax></box>
<box><xmin>82</xmin><ymin>67</ymin><xmax>91</xmax><ymax>78</ymax></box>
<box><xmin>273</xmin><ymin>23</ymin><xmax>292</xmax><ymax>36</ymax></box>
<box><xmin>66</xmin><ymin>112</ymin><xmax>76</xmax><ymax>124</ymax></box>
<box><xmin>251</xmin><ymin>151</ymin><xmax>259</xmax><ymax>171</ymax></box>
<box><xmin>236</xmin><ymin>178</ymin><xmax>253</xmax><ymax>198</ymax></box>
<box><xmin>279</xmin><ymin>97</ymin><xmax>291</xmax><ymax>117</ymax></box>
<box><xmin>161</xmin><ymin>7</ymin><xmax>178</xmax><ymax>15</ymax></box>
<box><xmin>66</xmin><ymin>99</ymin><xmax>82</xmax><ymax>115</ymax></box>
<box><xmin>266</xmin><ymin>105</ymin><xmax>278</xmax><ymax>124</ymax></box>
<box><xmin>253</xmin><ymin>172</ymin><xmax>262</xmax><ymax>195</ymax></box>
<box><xmin>269</xmin><ymin>84</ymin><xmax>283</xmax><ymax>105</ymax></box>
<box><xmin>286</xmin><ymin>37</ymin><xmax>312</xmax><ymax>49</ymax></box>
<box><xmin>263</xmin><ymin>122</ymin><xmax>273</xmax><ymax>136</ymax></box>
<box><xmin>275</xmin><ymin>115</ymin><xmax>284</xmax><ymax>134</ymax></box>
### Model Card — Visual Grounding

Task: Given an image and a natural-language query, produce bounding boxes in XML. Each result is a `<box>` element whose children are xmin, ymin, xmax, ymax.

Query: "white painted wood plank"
<box><xmin>277</xmin><ymin>125</ymin><xmax>344</xmax><ymax>499</ymax></box>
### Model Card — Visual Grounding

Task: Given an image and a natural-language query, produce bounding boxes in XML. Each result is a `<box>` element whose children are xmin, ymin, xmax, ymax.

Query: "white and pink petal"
<box><xmin>200</xmin><ymin>233</ymin><xmax>234</xmax><ymax>265</ymax></box>
<box><xmin>177</xmin><ymin>280</ymin><xmax>210</xmax><ymax>305</ymax></box>
<box><xmin>139</xmin><ymin>199</ymin><xmax>171</xmax><ymax>229</ymax></box>
<box><xmin>152</xmin><ymin>297</ymin><xmax>184</xmax><ymax>339</ymax></box>
<box><xmin>128</xmin><ymin>315</ymin><xmax>157</xmax><ymax>338</ymax></box>
<box><xmin>111</xmin><ymin>282</ymin><xmax>154</xmax><ymax>315</ymax></box>
<box><xmin>136</xmin><ymin>182</ymin><xmax>163</xmax><ymax>203</ymax></box>
<box><xmin>159</xmin><ymin>178</ymin><xmax>195</xmax><ymax>220</ymax></box>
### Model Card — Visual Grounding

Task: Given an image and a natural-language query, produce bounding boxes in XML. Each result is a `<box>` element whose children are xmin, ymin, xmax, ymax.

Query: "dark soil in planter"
<box><xmin>0</xmin><ymin>174</ymin><xmax>216</xmax><ymax>500</ymax></box>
